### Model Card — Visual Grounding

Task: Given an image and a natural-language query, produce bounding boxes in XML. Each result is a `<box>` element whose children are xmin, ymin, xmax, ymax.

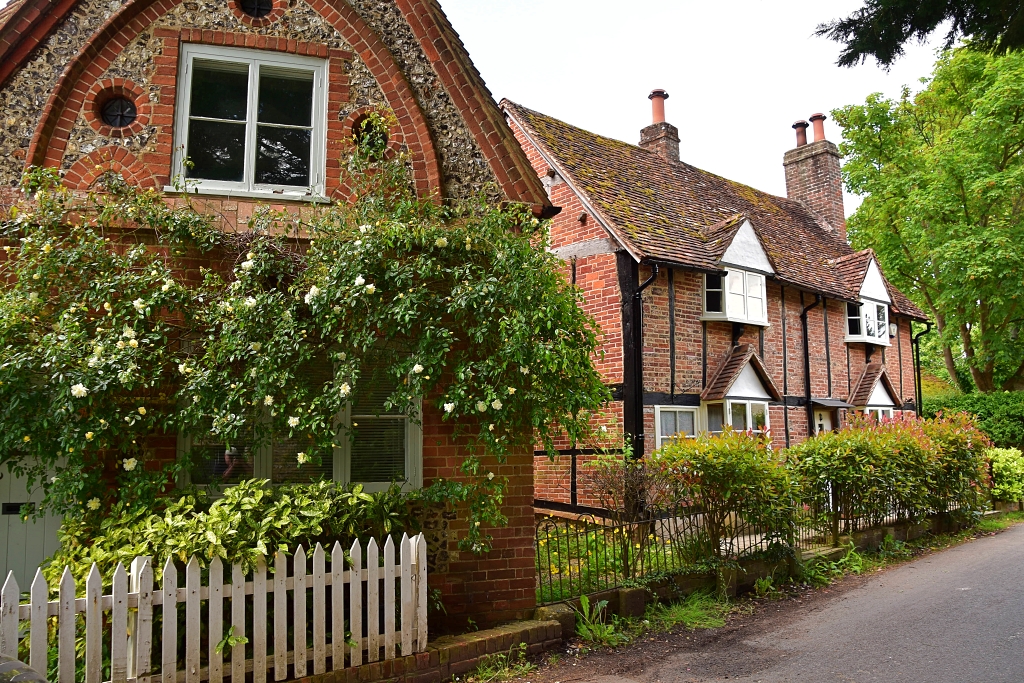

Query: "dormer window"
<box><xmin>703</xmin><ymin>270</ymin><xmax>767</xmax><ymax>326</ymax></box>
<box><xmin>846</xmin><ymin>300</ymin><xmax>889</xmax><ymax>345</ymax></box>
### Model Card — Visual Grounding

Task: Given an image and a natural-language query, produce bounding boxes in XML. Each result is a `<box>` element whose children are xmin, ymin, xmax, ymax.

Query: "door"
<box><xmin>815</xmin><ymin>409</ymin><xmax>834</xmax><ymax>434</ymax></box>
<box><xmin>0</xmin><ymin>467</ymin><xmax>62</xmax><ymax>586</ymax></box>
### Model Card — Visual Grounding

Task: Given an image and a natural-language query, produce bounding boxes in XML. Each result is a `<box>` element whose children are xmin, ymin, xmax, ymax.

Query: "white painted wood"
<box><xmin>348</xmin><ymin>539</ymin><xmax>362</xmax><ymax>667</ymax></box>
<box><xmin>383</xmin><ymin>535</ymin><xmax>395</xmax><ymax>660</ymax></box>
<box><xmin>860</xmin><ymin>259</ymin><xmax>892</xmax><ymax>303</ymax></box>
<box><xmin>331</xmin><ymin>542</ymin><xmax>345</xmax><ymax>669</ymax></box>
<box><xmin>208</xmin><ymin>557</ymin><xmax>223</xmax><ymax>683</ymax></box>
<box><xmin>29</xmin><ymin>568</ymin><xmax>47</xmax><ymax>674</ymax></box>
<box><xmin>162</xmin><ymin>558</ymin><xmax>178</xmax><ymax>683</ymax></box>
<box><xmin>58</xmin><ymin>567</ymin><xmax>75</xmax><ymax>683</ymax></box>
<box><xmin>185</xmin><ymin>557</ymin><xmax>201</xmax><ymax>683</ymax></box>
<box><xmin>400</xmin><ymin>534</ymin><xmax>412</xmax><ymax>656</ymax></box>
<box><xmin>0</xmin><ymin>571</ymin><xmax>19</xmax><ymax>657</ymax></box>
<box><xmin>366</xmin><ymin>538</ymin><xmax>379</xmax><ymax>663</ymax></box>
<box><xmin>868</xmin><ymin>380</ymin><xmax>897</xmax><ymax>407</ymax></box>
<box><xmin>111</xmin><ymin>563</ymin><xmax>130</xmax><ymax>683</ymax></box>
<box><xmin>721</xmin><ymin>220</ymin><xmax>774</xmax><ymax>274</ymax></box>
<box><xmin>727</xmin><ymin>363</ymin><xmax>773</xmax><ymax>399</ymax></box>
<box><xmin>293</xmin><ymin>546</ymin><xmax>307</xmax><ymax>678</ymax></box>
<box><xmin>85</xmin><ymin>564</ymin><xmax>102</xmax><ymax>683</ymax></box>
<box><xmin>416</xmin><ymin>535</ymin><xmax>427</xmax><ymax>653</ymax></box>
<box><xmin>230</xmin><ymin>563</ymin><xmax>245</xmax><ymax>683</ymax></box>
<box><xmin>312</xmin><ymin>544</ymin><xmax>326</xmax><ymax>674</ymax></box>
<box><xmin>134</xmin><ymin>558</ymin><xmax>154</xmax><ymax>683</ymax></box>
<box><xmin>273</xmin><ymin>552</ymin><xmax>287</xmax><ymax>681</ymax></box>
<box><xmin>252</xmin><ymin>556</ymin><xmax>267</xmax><ymax>683</ymax></box>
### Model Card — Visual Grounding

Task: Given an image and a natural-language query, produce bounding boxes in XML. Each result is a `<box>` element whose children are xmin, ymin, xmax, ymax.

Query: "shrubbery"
<box><xmin>923</xmin><ymin>392</ymin><xmax>1024</xmax><ymax>450</ymax></box>
<box><xmin>988</xmin><ymin>448</ymin><xmax>1024</xmax><ymax>502</ymax></box>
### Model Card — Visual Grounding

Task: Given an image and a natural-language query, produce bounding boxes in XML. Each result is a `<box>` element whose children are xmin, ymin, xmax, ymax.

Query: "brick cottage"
<box><xmin>502</xmin><ymin>94</ymin><xmax>929</xmax><ymax>510</ymax></box>
<box><xmin>0</xmin><ymin>0</ymin><xmax>555</xmax><ymax>627</ymax></box>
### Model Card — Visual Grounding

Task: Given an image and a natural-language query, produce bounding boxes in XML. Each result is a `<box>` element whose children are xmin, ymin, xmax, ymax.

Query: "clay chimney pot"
<box><xmin>649</xmin><ymin>89</ymin><xmax>669</xmax><ymax>124</ymax></box>
<box><xmin>792</xmin><ymin>120</ymin><xmax>809</xmax><ymax>147</ymax></box>
<box><xmin>809</xmin><ymin>113</ymin><xmax>826</xmax><ymax>142</ymax></box>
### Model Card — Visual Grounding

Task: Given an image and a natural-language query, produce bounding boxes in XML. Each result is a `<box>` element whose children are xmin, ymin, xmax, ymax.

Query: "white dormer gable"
<box><xmin>721</xmin><ymin>220</ymin><xmax>775</xmax><ymax>274</ymax></box>
<box><xmin>728</xmin><ymin>363</ymin><xmax>773</xmax><ymax>400</ymax></box>
<box><xmin>860</xmin><ymin>259</ymin><xmax>891</xmax><ymax>303</ymax></box>
<box><xmin>867</xmin><ymin>380</ymin><xmax>896</xmax><ymax>407</ymax></box>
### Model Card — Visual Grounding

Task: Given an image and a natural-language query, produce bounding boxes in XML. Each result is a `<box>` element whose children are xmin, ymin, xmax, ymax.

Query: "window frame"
<box><xmin>702</xmin><ymin>270</ymin><xmax>768</xmax><ymax>326</ymax></box>
<box><xmin>845</xmin><ymin>299</ymin><xmax>890</xmax><ymax>346</ymax></box>
<box><xmin>863</xmin><ymin>407</ymin><xmax>894</xmax><ymax>422</ymax></box>
<box><xmin>702</xmin><ymin>399</ymin><xmax>770</xmax><ymax>435</ymax></box>
<box><xmin>171</xmin><ymin>43</ymin><xmax>329</xmax><ymax>199</ymax></box>
<box><xmin>654</xmin><ymin>405</ymin><xmax>699</xmax><ymax>448</ymax></box>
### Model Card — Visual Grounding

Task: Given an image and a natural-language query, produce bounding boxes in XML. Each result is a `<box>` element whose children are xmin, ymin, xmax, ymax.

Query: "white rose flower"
<box><xmin>339</xmin><ymin>383</ymin><xmax>352</xmax><ymax>397</ymax></box>
<box><xmin>412</xmin><ymin>364</ymin><xmax>424</xmax><ymax>374</ymax></box>
<box><xmin>288</xmin><ymin>416</ymin><xmax>300</xmax><ymax>427</ymax></box>
<box><xmin>85</xmin><ymin>432</ymin><xmax>94</xmax><ymax>441</ymax></box>
<box><xmin>123</xmin><ymin>328</ymin><xmax>136</xmax><ymax>340</ymax></box>
<box><xmin>161</xmin><ymin>280</ymin><xmax>173</xmax><ymax>292</ymax></box>
<box><xmin>476</xmin><ymin>401</ymin><xmax>487</xmax><ymax>412</ymax></box>
<box><xmin>247</xmin><ymin>252</ymin><xmax>256</xmax><ymax>260</ymax></box>
<box><xmin>116</xmin><ymin>340</ymin><xmax>125</xmax><ymax>350</ymax></box>
<box><xmin>520</xmin><ymin>366</ymin><xmax>530</xmax><ymax>374</ymax></box>
<box><xmin>359</xmin><ymin>225</ymin><xmax>370</xmax><ymax>234</ymax></box>
<box><xmin>365</xmin><ymin>284</ymin><xmax>376</xmax><ymax>294</ymax></box>
<box><xmin>264</xmin><ymin>395</ymin><xmax>274</xmax><ymax>406</ymax></box>
<box><xmin>491</xmin><ymin>399</ymin><xmax>503</xmax><ymax>410</ymax></box>
<box><xmin>507</xmin><ymin>387</ymin><xmax>516</xmax><ymax>395</ymax></box>
<box><xmin>354</xmin><ymin>240</ymin><xmax>362</xmax><ymax>247</ymax></box>
<box><xmin>71</xmin><ymin>383</ymin><xmax>88</xmax><ymax>398</ymax></box>
<box><xmin>137</xmin><ymin>406</ymin><xmax>147</xmax><ymax>416</ymax></box>
<box><xmin>354</xmin><ymin>275</ymin><xmax>365</xmax><ymax>287</ymax></box>
<box><xmin>304</xmin><ymin>285</ymin><xmax>321</xmax><ymax>304</ymax></box>
<box><xmin>178</xmin><ymin>363</ymin><xmax>188</xmax><ymax>374</ymax></box>
<box><xmin>435</xmin><ymin>237</ymin><xmax>448</xmax><ymax>248</ymax></box>
<box><xmin>122</xmin><ymin>458</ymin><xmax>137</xmax><ymax>472</ymax></box>
<box><xmin>240</xmin><ymin>260</ymin><xmax>254</xmax><ymax>272</ymax></box>
<box><xmin>251</xmin><ymin>342</ymin><xmax>262</xmax><ymax>352</ymax></box>
<box><xmin>487</xmin><ymin>471</ymin><xmax>495</xmax><ymax>480</ymax></box>
<box><xmin>488</xmin><ymin>424</ymin><xmax>495</xmax><ymax>432</ymax></box>
<box><xmin>128</xmin><ymin>339</ymin><xmax>138</xmax><ymax>348</ymax></box>
<box><xmin>444</xmin><ymin>402</ymin><xmax>455</xmax><ymax>413</ymax></box>
<box><xmin>244</xmin><ymin>297</ymin><xmax>257</xmax><ymax>308</ymax></box>
<box><xmin>133</xmin><ymin>298</ymin><xmax>145</xmax><ymax>312</ymax></box>
<box><xmin>296</xmin><ymin>452</ymin><xmax>309</xmax><ymax>465</ymax></box>
<box><xmin>86</xmin><ymin>498</ymin><xmax>101</xmax><ymax>511</ymax></box>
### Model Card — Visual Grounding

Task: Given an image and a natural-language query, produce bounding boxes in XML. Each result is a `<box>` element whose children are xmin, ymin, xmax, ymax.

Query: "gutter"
<box><xmin>630</xmin><ymin>263</ymin><xmax>659</xmax><ymax>458</ymax></box>
<box><xmin>800</xmin><ymin>294</ymin><xmax>823</xmax><ymax>433</ymax></box>
<box><xmin>913</xmin><ymin>322</ymin><xmax>933</xmax><ymax>414</ymax></box>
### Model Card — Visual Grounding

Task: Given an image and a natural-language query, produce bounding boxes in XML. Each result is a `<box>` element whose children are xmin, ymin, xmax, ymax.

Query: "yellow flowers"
<box><xmin>22</xmin><ymin>435</ymin><xmax>30</xmax><ymax>443</ymax></box>
<box><xmin>85</xmin><ymin>432</ymin><xmax>94</xmax><ymax>441</ymax></box>
<box><xmin>137</xmin><ymin>406</ymin><xmax>146</xmax><ymax>416</ymax></box>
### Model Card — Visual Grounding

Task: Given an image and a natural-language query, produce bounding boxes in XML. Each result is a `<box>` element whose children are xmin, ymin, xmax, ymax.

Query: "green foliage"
<box><xmin>801</xmin><ymin>543</ymin><xmax>865</xmax><ymax>587</ymax></box>
<box><xmin>468</xmin><ymin>643</ymin><xmax>536</xmax><ymax>683</ymax></box>
<box><xmin>46</xmin><ymin>480</ymin><xmax>418</xmax><ymax>584</ymax></box>
<box><xmin>924</xmin><ymin>391</ymin><xmax>1024</xmax><ymax>449</ymax></box>
<box><xmin>0</xmin><ymin>124</ymin><xmax>610</xmax><ymax>552</ymax></box>
<box><xmin>653</xmin><ymin>429</ymin><xmax>796</xmax><ymax>563</ymax></box>
<box><xmin>573</xmin><ymin>594</ymin><xmax>629</xmax><ymax>647</ymax></box>
<box><xmin>835</xmin><ymin>48</ymin><xmax>1024</xmax><ymax>392</ymax></box>
<box><xmin>988</xmin><ymin>447</ymin><xmax>1024</xmax><ymax>501</ymax></box>
<box><xmin>644</xmin><ymin>591</ymin><xmax>728</xmax><ymax>630</ymax></box>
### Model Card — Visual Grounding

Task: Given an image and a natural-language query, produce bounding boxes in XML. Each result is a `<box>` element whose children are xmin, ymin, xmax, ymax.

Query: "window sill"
<box><xmin>845</xmin><ymin>336</ymin><xmax>892</xmax><ymax>347</ymax></box>
<box><xmin>700</xmin><ymin>314</ymin><xmax>769</xmax><ymax>328</ymax></box>
<box><xmin>163</xmin><ymin>186</ymin><xmax>332</xmax><ymax>204</ymax></box>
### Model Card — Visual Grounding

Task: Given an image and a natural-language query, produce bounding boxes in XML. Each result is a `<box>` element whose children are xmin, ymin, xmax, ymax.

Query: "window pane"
<box><xmin>350</xmin><ymin>419</ymin><xmax>406</xmax><ymax>483</ymax></box>
<box><xmin>273</xmin><ymin>435</ymin><xmax>332</xmax><ymax>484</ymax></box>
<box><xmin>847</xmin><ymin>306</ymin><xmax>862</xmax><ymax>336</ymax></box>
<box><xmin>255</xmin><ymin>126</ymin><xmax>311</xmax><ymax>186</ymax></box>
<box><xmin>706</xmin><ymin>291</ymin><xmax>723</xmax><ymax>313</ymax></box>
<box><xmin>707</xmin><ymin>404</ymin><xmax>724</xmax><ymax>432</ymax></box>
<box><xmin>258</xmin><ymin>68</ymin><xmax>314</xmax><ymax>126</ymax></box>
<box><xmin>731</xmin><ymin>402</ymin><xmax>748</xmax><ymax>430</ymax></box>
<box><xmin>747</xmin><ymin>274</ymin><xmax>764</xmax><ymax>299</ymax></box>
<box><xmin>751</xmin><ymin>403</ymin><xmax>767</xmax><ymax>431</ymax></box>
<box><xmin>188</xmin><ymin>441</ymin><xmax>256</xmax><ymax>485</ymax></box>
<box><xmin>706</xmin><ymin>274</ymin><xmax>723</xmax><ymax>291</ymax></box>
<box><xmin>186</xmin><ymin>119</ymin><xmax>246</xmax><ymax>181</ymax></box>
<box><xmin>876</xmin><ymin>305</ymin><xmax>887</xmax><ymax>338</ymax></box>
<box><xmin>190</xmin><ymin>60</ymin><xmax>249</xmax><ymax>121</ymax></box>
<box><xmin>659</xmin><ymin>410</ymin><xmax>677</xmax><ymax>438</ymax></box>
<box><xmin>864</xmin><ymin>309</ymin><xmax>876</xmax><ymax>337</ymax></box>
<box><xmin>727</xmin><ymin>271</ymin><xmax>746</xmax><ymax>318</ymax></box>
<box><xmin>678</xmin><ymin>411</ymin><xmax>695</xmax><ymax>437</ymax></box>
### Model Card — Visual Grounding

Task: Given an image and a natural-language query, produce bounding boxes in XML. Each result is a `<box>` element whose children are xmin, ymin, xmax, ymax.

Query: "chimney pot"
<box><xmin>649</xmin><ymin>89</ymin><xmax>669</xmax><ymax>124</ymax></box>
<box><xmin>792</xmin><ymin>120</ymin><xmax>809</xmax><ymax>147</ymax></box>
<box><xmin>809</xmin><ymin>113</ymin><xmax>826</xmax><ymax>142</ymax></box>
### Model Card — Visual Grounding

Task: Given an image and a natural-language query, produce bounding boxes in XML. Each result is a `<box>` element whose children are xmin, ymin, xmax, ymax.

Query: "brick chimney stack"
<box><xmin>640</xmin><ymin>89</ymin><xmax>680</xmax><ymax>162</ymax></box>
<box><xmin>784</xmin><ymin>113</ymin><xmax>846</xmax><ymax>242</ymax></box>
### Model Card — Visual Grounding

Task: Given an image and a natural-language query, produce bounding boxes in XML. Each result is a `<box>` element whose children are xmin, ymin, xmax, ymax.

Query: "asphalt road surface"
<box><xmin>542</xmin><ymin>523</ymin><xmax>1024</xmax><ymax>683</ymax></box>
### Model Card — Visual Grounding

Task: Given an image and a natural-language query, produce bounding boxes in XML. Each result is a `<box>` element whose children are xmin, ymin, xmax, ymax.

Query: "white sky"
<box><xmin>437</xmin><ymin>0</ymin><xmax>947</xmax><ymax>214</ymax></box>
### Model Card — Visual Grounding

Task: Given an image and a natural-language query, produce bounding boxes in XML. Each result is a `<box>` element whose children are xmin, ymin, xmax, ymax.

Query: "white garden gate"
<box><xmin>0</xmin><ymin>534</ymin><xmax>428</xmax><ymax>683</ymax></box>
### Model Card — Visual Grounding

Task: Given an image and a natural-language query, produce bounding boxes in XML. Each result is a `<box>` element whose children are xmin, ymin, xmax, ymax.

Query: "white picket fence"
<box><xmin>0</xmin><ymin>534</ymin><xmax>428</xmax><ymax>683</ymax></box>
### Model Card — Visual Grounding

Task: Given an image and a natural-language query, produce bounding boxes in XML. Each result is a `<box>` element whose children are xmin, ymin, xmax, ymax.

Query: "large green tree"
<box><xmin>818</xmin><ymin>0</ymin><xmax>1024</xmax><ymax>68</ymax></box>
<box><xmin>835</xmin><ymin>48</ymin><xmax>1024</xmax><ymax>392</ymax></box>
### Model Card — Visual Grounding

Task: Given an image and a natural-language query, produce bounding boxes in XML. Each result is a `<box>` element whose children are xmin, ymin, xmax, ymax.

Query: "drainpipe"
<box><xmin>630</xmin><ymin>263</ymin><xmax>659</xmax><ymax>459</ymax></box>
<box><xmin>801</xmin><ymin>294</ymin><xmax>823</xmax><ymax>434</ymax></box>
<box><xmin>913</xmin><ymin>322</ymin><xmax>933</xmax><ymax>415</ymax></box>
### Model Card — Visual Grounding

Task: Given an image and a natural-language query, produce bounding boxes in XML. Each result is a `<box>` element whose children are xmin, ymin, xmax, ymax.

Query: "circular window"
<box><xmin>240</xmin><ymin>0</ymin><xmax>273</xmax><ymax>18</ymax></box>
<box><xmin>100</xmin><ymin>97</ymin><xmax>137</xmax><ymax>128</ymax></box>
<box><xmin>352</xmin><ymin>114</ymin><xmax>389</xmax><ymax>157</ymax></box>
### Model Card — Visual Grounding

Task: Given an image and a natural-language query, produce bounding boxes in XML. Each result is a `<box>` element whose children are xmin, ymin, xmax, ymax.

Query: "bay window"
<box><xmin>846</xmin><ymin>300</ymin><xmax>890</xmax><ymax>345</ymax></box>
<box><xmin>172</xmin><ymin>44</ymin><xmax>328</xmax><ymax>197</ymax></box>
<box><xmin>703</xmin><ymin>270</ymin><xmax>767</xmax><ymax>325</ymax></box>
<box><xmin>704</xmin><ymin>400</ymin><xmax>769</xmax><ymax>435</ymax></box>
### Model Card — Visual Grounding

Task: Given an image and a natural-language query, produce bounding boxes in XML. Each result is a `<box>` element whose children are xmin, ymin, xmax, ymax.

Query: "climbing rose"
<box><xmin>122</xmin><ymin>458</ymin><xmax>137</xmax><ymax>472</ymax></box>
<box><xmin>71</xmin><ymin>383</ymin><xmax>88</xmax><ymax>398</ymax></box>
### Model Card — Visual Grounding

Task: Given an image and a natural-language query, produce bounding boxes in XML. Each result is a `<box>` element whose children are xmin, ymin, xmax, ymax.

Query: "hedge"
<box><xmin>923</xmin><ymin>391</ymin><xmax>1024</xmax><ymax>450</ymax></box>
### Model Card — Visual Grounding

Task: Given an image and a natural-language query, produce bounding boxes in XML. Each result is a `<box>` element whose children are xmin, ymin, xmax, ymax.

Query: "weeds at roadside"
<box><xmin>645</xmin><ymin>590</ymin><xmax>729</xmax><ymax>630</ymax></box>
<box><xmin>976</xmin><ymin>510</ymin><xmax>1024</xmax><ymax>533</ymax></box>
<box><xmin>573</xmin><ymin>594</ymin><xmax>630</xmax><ymax>647</ymax></box>
<box><xmin>467</xmin><ymin>643</ymin><xmax>537</xmax><ymax>683</ymax></box>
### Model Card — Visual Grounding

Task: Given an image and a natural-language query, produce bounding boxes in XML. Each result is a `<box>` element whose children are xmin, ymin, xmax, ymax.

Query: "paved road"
<box><xmin>562</xmin><ymin>524</ymin><xmax>1024</xmax><ymax>683</ymax></box>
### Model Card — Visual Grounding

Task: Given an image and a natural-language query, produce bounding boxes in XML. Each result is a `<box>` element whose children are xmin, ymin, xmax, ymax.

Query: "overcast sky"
<box><xmin>437</xmin><ymin>0</ymin><xmax>947</xmax><ymax>214</ymax></box>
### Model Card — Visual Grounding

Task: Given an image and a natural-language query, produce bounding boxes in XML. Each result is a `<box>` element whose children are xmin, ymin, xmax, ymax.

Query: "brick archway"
<box><xmin>63</xmin><ymin>147</ymin><xmax>160</xmax><ymax>191</ymax></box>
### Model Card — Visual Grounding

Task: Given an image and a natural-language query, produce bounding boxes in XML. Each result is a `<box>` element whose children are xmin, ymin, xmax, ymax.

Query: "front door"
<box><xmin>815</xmin><ymin>409</ymin><xmax>833</xmax><ymax>434</ymax></box>
<box><xmin>0</xmin><ymin>468</ymin><xmax>61</xmax><ymax>586</ymax></box>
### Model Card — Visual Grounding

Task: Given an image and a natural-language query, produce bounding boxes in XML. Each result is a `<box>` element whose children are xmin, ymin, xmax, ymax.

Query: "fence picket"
<box><xmin>58</xmin><ymin>568</ymin><xmax>75</xmax><ymax>683</ymax></box>
<box><xmin>135</xmin><ymin>559</ymin><xmax>154</xmax><ymax>683</ymax></box>
<box><xmin>400</xmin><ymin>534</ymin><xmax>412</xmax><ymax>656</ymax></box>
<box><xmin>366</xmin><ymin>538</ymin><xmax>379</xmax><ymax>663</ymax></box>
<box><xmin>348</xmin><ymin>539</ymin><xmax>362</xmax><ymax>667</ymax></box>
<box><xmin>416</xmin><ymin>535</ymin><xmax>427</xmax><ymax>652</ymax></box>
<box><xmin>312</xmin><ymin>544</ymin><xmax>326</xmax><ymax>674</ymax></box>
<box><xmin>253</xmin><ymin>556</ymin><xmax>267</xmax><ymax>683</ymax></box>
<box><xmin>162</xmin><ymin>558</ymin><xmax>178</xmax><ymax>683</ymax></box>
<box><xmin>111</xmin><ymin>563</ymin><xmax>129</xmax><ymax>683</ymax></box>
<box><xmin>331</xmin><ymin>542</ymin><xmax>345</xmax><ymax>669</ymax></box>
<box><xmin>85</xmin><ymin>564</ymin><xmax>102</xmax><ymax>683</ymax></box>
<box><xmin>185</xmin><ymin>557</ymin><xmax>201</xmax><ymax>683</ymax></box>
<box><xmin>230</xmin><ymin>563</ymin><xmax>245</xmax><ymax>683</ymax></box>
<box><xmin>29</xmin><ymin>569</ymin><xmax>47</xmax><ymax>674</ymax></box>
<box><xmin>383</xmin><ymin>536</ymin><xmax>395</xmax><ymax>660</ymax></box>
<box><xmin>208</xmin><ymin>557</ymin><xmax>223</xmax><ymax>683</ymax></box>
<box><xmin>293</xmin><ymin>545</ymin><xmax>307</xmax><ymax>678</ymax></box>
<box><xmin>273</xmin><ymin>552</ymin><xmax>287</xmax><ymax>681</ymax></box>
<box><xmin>1</xmin><ymin>572</ymin><xmax>18</xmax><ymax>658</ymax></box>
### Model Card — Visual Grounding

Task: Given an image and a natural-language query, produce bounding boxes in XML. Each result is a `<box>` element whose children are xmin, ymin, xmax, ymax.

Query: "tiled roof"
<box><xmin>833</xmin><ymin>249</ymin><xmax>926</xmax><ymax>320</ymax></box>
<box><xmin>848</xmin><ymin>363</ymin><xmax>899</xmax><ymax>406</ymax></box>
<box><xmin>503</xmin><ymin>101</ymin><xmax>927</xmax><ymax>320</ymax></box>
<box><xmin>701</xmin><ymin>344</ymin><xmax>783</xmax><ymax>402</ymax></box>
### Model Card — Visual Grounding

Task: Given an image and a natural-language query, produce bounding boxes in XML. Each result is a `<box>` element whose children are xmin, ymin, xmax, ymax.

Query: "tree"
<box><xmin>818</xmin><ymin>0</ymin><xmax>1024</xmax><ymax>68</ymax></box>
<box><xmin>835</xmin><ymin>48</ymin><xmax>1024</xmax><ymax>392</ymax></box>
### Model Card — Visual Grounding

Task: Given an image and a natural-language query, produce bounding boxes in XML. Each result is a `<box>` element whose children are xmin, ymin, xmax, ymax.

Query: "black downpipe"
<box><xmin>913</xmin><ymin>322</ymin><xmax>933</xmax><ymax>414</ymax></box>
<box><xmin>631</xmin><ymin>264</ymin><xmax>659</xmax><ymax>458</ymax></box>
<box><xmin>801</xmin><ymin>294</ymin><xmax>823</xmax><ymax>433</ymax></box>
